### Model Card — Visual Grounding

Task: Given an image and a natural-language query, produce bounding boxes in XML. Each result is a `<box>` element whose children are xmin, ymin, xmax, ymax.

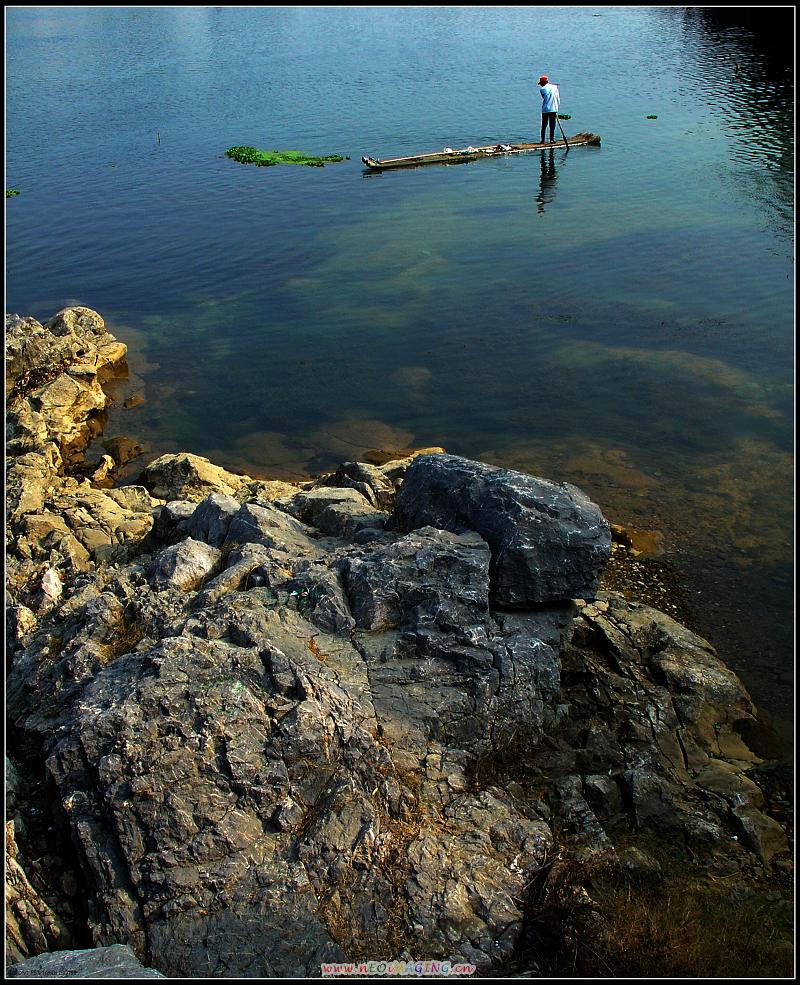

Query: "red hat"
<box><xmin>539</xmin><ymin>75</ymin><xmax>548</xmax><ymax>83</ymax></box>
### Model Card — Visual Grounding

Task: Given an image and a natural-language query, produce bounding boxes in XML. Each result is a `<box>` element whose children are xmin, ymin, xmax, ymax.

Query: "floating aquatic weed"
<box><xmin>225</xmin><ymin>146</ymin><xmax>348</xmax><ymax>168</ymax></box>
<box><xmin>6</xmin><ymin>188</ymin><xmax>20</xmax><ymax>197</ymax></box>
<box><xmin>558</xmin><ymin>114</ymin><xmax>572</xmax><ymax>120</ymax></box>
<box><xmin>646</xmin><ymin>115</ymin><xmax>658</xmax><ymax>119</ymax></box>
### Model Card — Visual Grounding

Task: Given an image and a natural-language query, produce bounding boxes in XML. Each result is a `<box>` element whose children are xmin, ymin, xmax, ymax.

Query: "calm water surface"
<box><xmin>6</xmin><ymin>7</ymin><xmax>794</xmax><ymax>738</ymax></box>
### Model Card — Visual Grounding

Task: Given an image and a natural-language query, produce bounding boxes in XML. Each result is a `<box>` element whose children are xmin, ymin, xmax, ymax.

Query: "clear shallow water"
<box><xmin>6</xmin><ymin>7</ymin><xmax>794</xmax><ymax>737</ymax></box>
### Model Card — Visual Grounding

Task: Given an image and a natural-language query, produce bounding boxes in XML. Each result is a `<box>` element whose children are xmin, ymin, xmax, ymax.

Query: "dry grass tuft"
<box><xmin>521</xmin><ymin>849</ymin><xmax>794</xmax><ymax>978</ymax></box>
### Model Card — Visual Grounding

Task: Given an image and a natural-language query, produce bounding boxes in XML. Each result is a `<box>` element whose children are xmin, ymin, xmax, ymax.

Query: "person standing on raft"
<box><xmin>538</xmin><ymin>74</ymin><xmax>561</xmax><ymax>143</ymax></box>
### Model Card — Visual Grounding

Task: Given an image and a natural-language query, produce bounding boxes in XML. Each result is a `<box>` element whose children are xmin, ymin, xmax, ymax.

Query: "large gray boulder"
<box><xmin>393</xmin><ymin>454</ymin><xmax>611</xmax><ymax>607</ymax></box>
<box><xmin>148</xmin><ymin>537</ymin><xmax>222</xmax><ymax>591</ymax></box>
<box><xmin>186</xmin><ymin>492</ymin><xmax>241</xmax><ymax>547</ymax></box>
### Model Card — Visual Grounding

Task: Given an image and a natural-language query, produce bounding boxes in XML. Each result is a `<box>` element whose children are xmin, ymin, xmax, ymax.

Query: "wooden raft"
<box><xmin>362</xmin><ymin>132</ymin><xmax>601</xmax><ymax>171</ymax></box>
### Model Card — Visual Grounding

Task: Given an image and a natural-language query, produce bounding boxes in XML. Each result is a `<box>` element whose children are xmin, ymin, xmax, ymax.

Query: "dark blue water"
<box><xmin>6</xmin><ymin>7</ymin><xmax>794</xmax><ymax>735</ymax></box>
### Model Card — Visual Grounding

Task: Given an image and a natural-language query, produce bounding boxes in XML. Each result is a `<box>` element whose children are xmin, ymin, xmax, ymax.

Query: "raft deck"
<box><xmin>362</xmin><ymin>132</ymin><xmax>601</xmax><ymax>171</ymax></box>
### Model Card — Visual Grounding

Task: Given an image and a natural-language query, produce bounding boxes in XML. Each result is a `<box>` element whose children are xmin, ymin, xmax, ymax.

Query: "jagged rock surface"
<box><xmin>5</xmin><ymin>309</ymin><xmax>788</xmax><ymax>977</ymax></box>
<box><xmin>6</xmin><ymin>943</ymin><xmax>165</xmax><ymax>978</ymax></box>
<box><xmin>6</xmin><ymin>307</ymin><xmax>127</xmax><ymax>466</ymax></box>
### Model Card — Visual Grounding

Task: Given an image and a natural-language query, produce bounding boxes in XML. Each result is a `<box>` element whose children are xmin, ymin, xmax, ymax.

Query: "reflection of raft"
<box><xmin>362</xmin><ymin>132</ymin><xmax>601</xmax><ymax>171</ymax></box>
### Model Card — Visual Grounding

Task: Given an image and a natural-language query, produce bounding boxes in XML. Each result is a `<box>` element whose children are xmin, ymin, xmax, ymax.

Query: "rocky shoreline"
<box><xmin>5</xmin><ymin>308</ymin><xmax>793</xmax><ymax>977</ymax></box>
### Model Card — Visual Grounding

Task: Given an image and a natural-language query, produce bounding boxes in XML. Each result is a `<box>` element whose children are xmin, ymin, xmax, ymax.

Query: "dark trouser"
<box><xmin>541</xmin><ymin>112</ymin><xmax>557</xmax><ymax>143</ymax></box>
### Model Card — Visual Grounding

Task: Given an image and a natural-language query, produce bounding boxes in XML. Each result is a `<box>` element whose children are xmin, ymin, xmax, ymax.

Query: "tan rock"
<box><xmin>372</xmin><ymin>446</ymin><xmax>446</xmax><ymax>469</ymax></box>
<box><xmin>732</xmin><ymin>806</ymin><xmax>789</xmax><ymax>863</ymax></box>
<box><xmin>50</xmin><ymin>532</ymin><xmax>93</xmax><ymax>573</ymax></box>
<box><xmin>91</xmin><ymin>454</ymin><xmax>117</xmax><ymax>486</ymax></box>
<box><xmin>30</xmin><ymin>372</ymin><xmax>108</xmax><ymax>460</ymax></box>
<box><xmin>73</xmin><ymin>526</ymin><xmax>113</xmax><ymax>553</ymax></box>
<box><xmin>5</xmin><ymin>820</ymin><xmax>73</xmax><ymax>963</ymax></box>
<box><xmin>19</xmin><ymin>512</ymin><xmax>71</xmax><ymax>545</ymax></box>
<box><xmin>6</xmin><ymin>458</ymin><xmax>54</xmax><ymax>523</ymax></box>
<box><xmin>694</xmin><ymin>760</ymin><xmax>764</xmax><ymax>809</ymax></box>
<box><xmin>141</xmin><ymin>452</ymin><xmax>250</xmax><ymax>502</ymax></box>
<box><xmin>96</xmin><ymin>339</ymin><xmax>129</xmax><ymax>366</ymax></box>
<box><xmin>6</xmin><ymin>402</ymin><xmax>48</xmax><ymax>453</ymax></box>
<box><xmin>236</xmin><ymin>478</ymin><xmax>301</xmax><ymax>504</ymax></box>
<box><xmin>104</xmin><ymin>485</ymin><xmax>164</xmax><ymax>512</ymax></box>
<box><xmin>114</xmin><ymin>515</ymin><xmax>154</xmax><ymax>544</ymax></box>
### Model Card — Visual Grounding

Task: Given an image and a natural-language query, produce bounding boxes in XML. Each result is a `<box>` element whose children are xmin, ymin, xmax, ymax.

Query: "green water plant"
<box><xmin>558</xmin><ymin>114</ymin><xmax>572</xmax><ymax>120</ymax></box>
<box><xmin>646</xmin><ymin>115</ymin><xmax>658</xmax><ymax>119</ymax></box>
<box><xmin>6</xmin><ymin>188</ymin><xmax>21</xmax><ymax>197</ymax></box>
<box><xmin>225</xmin><ymin>146</ymin><xmax>347</xmax><ymax>168</ymax></box>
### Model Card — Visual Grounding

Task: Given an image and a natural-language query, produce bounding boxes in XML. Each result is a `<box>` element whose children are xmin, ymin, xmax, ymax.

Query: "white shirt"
<box><xmin>539</xmin><ymin>83</ymin><xmax>560</xmax><ymax>114</ymax></box>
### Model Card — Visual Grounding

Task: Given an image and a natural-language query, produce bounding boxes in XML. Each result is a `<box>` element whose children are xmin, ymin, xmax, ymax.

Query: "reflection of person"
<box><xmin>538</xmin><ymin>74</ymin><xmax>560</xmax><ymax>143</ymax></box>
<box><xmin>536</xmin><ymin>148</ymin><xmax>558</xmax><ymax>214</ymax></box>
